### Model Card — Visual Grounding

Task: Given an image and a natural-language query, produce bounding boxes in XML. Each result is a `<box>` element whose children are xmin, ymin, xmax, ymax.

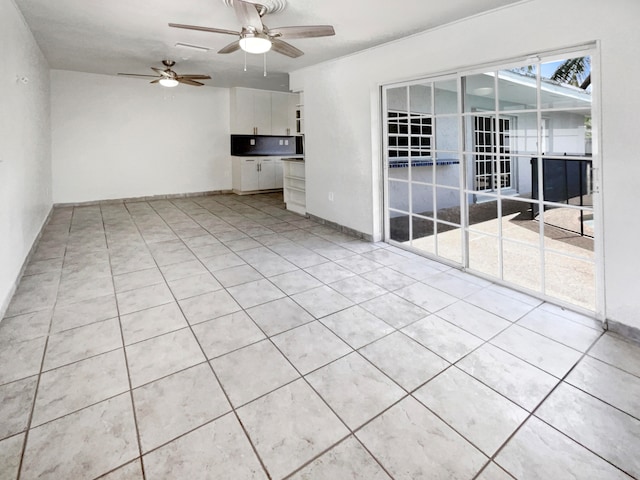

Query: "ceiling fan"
<box><xmin>117</xmin><ymin>60</ymin><xmax>211</xmax><ymax>87</ymax></box>
<box><xmin>169</xmin><ymin>0</ymin><xmax>335</xmax><ymax>58</ymax></box>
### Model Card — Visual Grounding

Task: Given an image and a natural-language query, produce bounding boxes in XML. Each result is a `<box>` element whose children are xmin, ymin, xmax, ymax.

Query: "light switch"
<box><xmin>250</xmin><ymin>139</ymin><xmax>256</xmax><ymax>145</ymax></box>
<box><xmin>279</xmin><ymin>140</ymin><xmax>284</xmax><ymax>145</ymax></box>
<box><xmin>285</xmin><ymin>140</ymin><xmax>289</xmax><ymax>145</ymax></box>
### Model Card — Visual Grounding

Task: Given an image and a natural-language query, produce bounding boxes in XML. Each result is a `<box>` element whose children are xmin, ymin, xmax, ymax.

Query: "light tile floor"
<box><xmin>1</xmin><ymin>192</ymin><xmax>639</xmax><ymax>479</ymax></box>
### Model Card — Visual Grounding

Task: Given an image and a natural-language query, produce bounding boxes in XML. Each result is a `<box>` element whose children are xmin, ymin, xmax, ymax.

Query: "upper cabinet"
<box><xmin>231</xmin><ymin>88</ymin><xmax>299</xmax><ymax>135</ymax></box>
<box><xmin>270</xmin><ymin>92</ymin><xmax>291</xmax><ymax>135</ymax></box>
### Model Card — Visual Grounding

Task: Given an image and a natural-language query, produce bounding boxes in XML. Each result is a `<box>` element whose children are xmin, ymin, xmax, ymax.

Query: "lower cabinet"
<box><xmin>232</xmin><ymin>157</ymin><xmax>283</xmax><ymax>194</ymax></box>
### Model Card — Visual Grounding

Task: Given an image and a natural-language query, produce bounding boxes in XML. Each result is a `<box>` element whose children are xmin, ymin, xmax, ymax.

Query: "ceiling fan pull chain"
<box><xmin>263</xmin><ymin>53</ymin><xmax>267</xmax><ymax>77</ymax></box>
<box><xmin>244</xmin><ymin>50</ymin><xmax>247</xmax><ymax>72</ymax></box>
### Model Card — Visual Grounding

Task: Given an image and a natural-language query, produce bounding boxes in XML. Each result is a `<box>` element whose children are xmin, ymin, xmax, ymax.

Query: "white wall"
<box><xmin>0</xmin><ymin>0</ymin><xmax>52</xmax><ymax>315</ymax></box>
<box><xmin>52</xmin><ymin>70</ymin><xmax>231</xmax><ymax>203</ymax></box>
<box><xmin>290</xmin><ymin>0</ymin><xmax>640</xmax><ymax>331</ymax></box>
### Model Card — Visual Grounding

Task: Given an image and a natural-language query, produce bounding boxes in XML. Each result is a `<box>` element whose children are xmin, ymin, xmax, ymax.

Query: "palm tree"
<box><xmin>551</xmin><ymin>56</ymin><xmax>591</xmax><ymax>89</ymax></box>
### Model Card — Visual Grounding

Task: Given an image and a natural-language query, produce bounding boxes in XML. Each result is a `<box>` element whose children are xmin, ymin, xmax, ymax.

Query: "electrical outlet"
<box><xmin>328</xmin><ymin>192</ymin><xmax>334</xmax><ymax>201</ymax></box>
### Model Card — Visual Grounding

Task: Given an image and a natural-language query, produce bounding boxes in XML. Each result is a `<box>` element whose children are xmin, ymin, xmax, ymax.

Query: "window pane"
<box><xmin>388</xmin><ymin>180</ymin><xmax>409</xmax><ymax>212</ymax></box>
<box><xmin>411</xmin><ymin>183</ymin><xmax>434</xmax><ymax>217</ymax></box>
<box><xmin>501</xmin><ymin>199</ymin><xmax>539</xmax><ymax>247</ymax></box>
<box><xmin>410</xmin><ymin>83</ymin><xmax>432</xmax><ymax>114</ymax></box>
<box><xmin>540</xmin><ymin>56</ymin><xmax>591</xmax><ymax>109</ymax></box>
<box><xmin>542</xmin><ymin>110</ymin><xmax>591</xmax><ymax>156</ymax></box>
<box><xmin>436</xmin><ymin>187</ymin><xmax>461</xmax><ymax>225</ymax></box>
<box><xmin>435</xmin><ymin>157</ymin><xmax>461</xmax><ymax>188</ymax></box>
<box><xmin>544</xmin><ymin>251</ymin><xmax>595</xmax><ymax>311</ymax></box>
<box><xmin>537</xmin><ymin>158</ymin><xmax>592</xmax><ymax>206</ymax></box>
<box><xmin>389</xmin><ymin>213</ymin><xmax>409</xmax><ymax>242</ymax></box>
<box><xmin>436</xmin><ymin>224</ymin><xmax>462</xmax><ymax>264</ymax></box>
<box><xmin>411</xmin><ymin>216</ymin><xmax>436</xmax><ymax>254</ymax></box>
<box><xmin>498</xmin><ymin>65</ymin><xmax>537</xmax><ymax>111</ymax></box>
<box><xmin>435</xmin><ymin>79</ymin><xmax>458</xmax><ymax>115</ymax></box>
<box><xmin>468</xmin><ymin>194</ymin><xmax>499</xmax><ymax>235</ymax></box>
<box><xmin>387</xmin><ymin>86</ymin><xmax>407</xmax><ymax>111</ymax></box>
<box><xmin>412</xmin><ymin>162</ymin><xmax>434</xmax><ymax>184</ymax></box>
<box><xmin>509</xmin><ymin>112</ymin><xmax>539</xmax><ymax>155</ymax></box>
<box><xmin>468</xmin><ymin>232</ymin><xmax>500</xmax><ymax>278</ymax></box>
<box><xmin>503</xmin><ymin>240</ymin><xmax>541</xmax><ymax>292</ymax></box>
<box><xmin>388</xmin><ymin>161</ymin><xmax>408</xmax><ymax>180</ymax></box>
<box><xmin>511</xmin><ymin>155</ymin><xmax>535</xmax><ymax>197</ymax></box>
<box><xmin>435</xmin><ymin>116</ymin><xmax>459</xmax><ymax>152</ymax></box>
<box><xmin>464</xmin><ymin>73</ymin><xmax>496</xmax><ymax>112</ymax></box>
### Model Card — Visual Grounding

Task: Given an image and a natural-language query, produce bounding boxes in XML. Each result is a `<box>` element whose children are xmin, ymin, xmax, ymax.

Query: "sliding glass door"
<box><xmin>383</xmin><ymin>47</ymin><xmax>599</xmax><ymax>314</ymax></box>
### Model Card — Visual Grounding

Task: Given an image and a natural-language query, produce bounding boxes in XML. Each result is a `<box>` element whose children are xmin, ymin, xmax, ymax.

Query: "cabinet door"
<box><xmin>253</xmin><ymin>91</ymin><xmax>272</xmax><ymax>135</ymax></box>
<box><xmin>258</xmin><ymin>158</ymin><xmax>277</xmax><ymax>189</ymax></box>
<box><xmin>274</xmin><ymin>159</ymin><xmax>284</xmax><ymax>189</ymax></box>
<box><xmin>241</xmin><ymin>158</ymin><xmax>260</xmax><ymax>191</ymax></box>
<box><xmin>231</xmin><ymin>89</ymin><xmax>254</xmax><ymax>134</ymax></box>
<box><xmin>271</xmin><ymin>93</ymin><xmax>290</xmax><ymax>135</ymax></box>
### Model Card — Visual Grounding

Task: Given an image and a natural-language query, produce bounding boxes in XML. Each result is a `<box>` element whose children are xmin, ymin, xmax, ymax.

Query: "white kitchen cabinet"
<box><xmin>253</xmin><ymin>91</ymin><xmax>272</xmax><ymax>135</ymax></box>
<box><xmin>232</xmin><ymin>157</ymin><xmax>283</xmax><ymax>194</ymax></box>
<box><xmin>237</xmin><ymin>158</ymin><xmax>260</xmax><ymax>191</ymax></box>
<box><xmin>231</xmin><ymin>88</ymin><xmax>298</xmax><ymax>135</ymax></box>
<box><xmin>271</xmin><ymin>92</ymin><xmax>296</xmax><ymax>135</ymax></box>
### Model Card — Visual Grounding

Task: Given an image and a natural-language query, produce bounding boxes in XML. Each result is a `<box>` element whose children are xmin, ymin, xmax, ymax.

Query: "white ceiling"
<box><xmin>15</xmin><ymin>0</ymin><xmax>524</xmax><ymax>91</ymax></box>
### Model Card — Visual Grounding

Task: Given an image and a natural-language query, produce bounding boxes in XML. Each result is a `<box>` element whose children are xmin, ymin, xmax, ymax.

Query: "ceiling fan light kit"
<box><xmin>239</xmin><ymin>32</ymin><xmax>272</xmax><ymax>54</ymax></box>
<box><xmin>159</xmin><ymin>77</ymin><xmax>179</xmax><ymax>87</ymax></box>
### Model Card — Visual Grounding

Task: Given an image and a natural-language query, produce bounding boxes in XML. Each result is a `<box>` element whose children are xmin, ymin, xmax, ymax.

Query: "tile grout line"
<box><xmin>15</xmin><ymin>205</ymin><xmax>72</xmax><ymax>480</ymax></box>
<box><xmin>140</xmin><ymin>198</ymin><xmax>275</xmax><ymax>480</ymax></box>
<box><xmin>473</xmin><ymin>328</ymin><xmax>637</xmax><ymax>480</ymax></box>
<box><xmin>102</xmin><ymin>202</ymin><xmax>149</xmax><ymax>480</ymax></box>
<box><xmin>166</xmin><ymin>197</ymin><xmax>402</xmax><ymax>478</ymax></box>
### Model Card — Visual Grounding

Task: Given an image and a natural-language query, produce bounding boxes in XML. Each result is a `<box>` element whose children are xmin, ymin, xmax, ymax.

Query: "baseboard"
<box><xmin>232</xmin><ymin>188</ymin><xmax>284</xmax><ymax>196</ymax></box>
<box><xmin>306</xmin><ymin>213</ymin><xmax>374</xmax><ymax>242</ymax></box>
<box><xmin>53</xmin><ymin>189</ymin><xmax>234</xmax><ymax>207</ymax></box>
<box><xmin>0</xmin><ymin>205</ymin><xmax>54</xmax><ymax>321</ymax></box>
<box><xmin>607</xmin><ymin>319</ymin><xmax>640</xmax><ymax>344</ymax></box>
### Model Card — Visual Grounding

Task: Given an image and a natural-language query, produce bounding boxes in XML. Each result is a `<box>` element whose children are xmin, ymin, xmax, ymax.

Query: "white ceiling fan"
<box><xmin>169</xmin><ymin>0</ymin><xmax>335</xmax><ymax>58</ymax></box>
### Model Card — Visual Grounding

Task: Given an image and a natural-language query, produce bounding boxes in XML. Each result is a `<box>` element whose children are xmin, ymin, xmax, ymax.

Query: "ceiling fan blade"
<box><xmin>177</xmin><ymin>78</ymin><xmax>204</xmax><ymax>87</ymax></box>
<box><xmin>233</xmin><ymin>0</ymin><xmax>263</xmax><ymax>32</ymax></box>
<box><xmin>177</xmin><ymin>75</ymin><xmax>211</xmax><ymax>80</ymax></box>
<box><xmin>168</xmin><ymin>23</ymin><xmax>239</xmax><ymax>36</ymax></box>
<box><xmin>117</xmin><ymin>73</ymin><xmax>159</xmax><ymax>78</ymax></box>
<box><xmin>218</xmin><ymin>40</ymin><xmax>241</xmax><ymax>54</ymax></box>
<box><xmin>151</xmin><ymin>67</ymin><xmax>173</xmax><ymax>78</ymax></box>
<box><xmin>267</xmin><ymin>25</ymin><xmax>335</xmax><ymax>39</ymax></box>
<box><xmin>150</xmin><ymin>79</ymin><xmax>161</xmax><ymax>84</ymax></box>
<box><xmin>270</xmin><ymin>39</ymin><xmax>304</xmax><ymax>58</ymax></box>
